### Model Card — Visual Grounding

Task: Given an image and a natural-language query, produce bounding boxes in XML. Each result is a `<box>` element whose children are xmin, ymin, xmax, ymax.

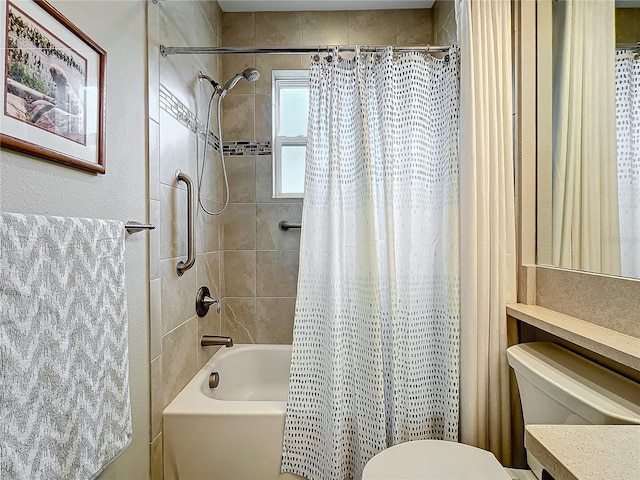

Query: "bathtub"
<box><xmin>163</xmin><ymin>344</ymin><xmax>304</xmax><ymax>480</ymax></box>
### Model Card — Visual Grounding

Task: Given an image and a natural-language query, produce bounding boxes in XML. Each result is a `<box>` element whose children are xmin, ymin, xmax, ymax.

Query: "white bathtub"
<box><xmin>163</xmin><ymin>344</ymin><xmax>304</xmax><ymax>480</ymax></box>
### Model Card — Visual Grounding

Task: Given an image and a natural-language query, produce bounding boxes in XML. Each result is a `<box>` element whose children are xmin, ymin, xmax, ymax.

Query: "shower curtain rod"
<box><xmin>160</xmin><ymin>44</ymin><xmax>452</xmax><ymax>56</ymax></box>
<box><xmin>616</xmin><ymin>42</ymin><xmax>640</xmax><ymax>51</ymax></box>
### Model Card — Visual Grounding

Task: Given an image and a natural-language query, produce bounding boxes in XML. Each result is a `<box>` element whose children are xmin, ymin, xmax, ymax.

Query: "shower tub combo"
<box><xmin>163</xmin><ymin>344</ymin><xmax>303</xmax><ymax>480</ymax></box>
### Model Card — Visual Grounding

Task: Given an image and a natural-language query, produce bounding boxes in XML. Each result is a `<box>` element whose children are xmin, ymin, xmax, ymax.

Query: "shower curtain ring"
<box><xmin>326</xmin><ymin>45</ymin><xmax>333</xmax><ymax>63</ymax></box>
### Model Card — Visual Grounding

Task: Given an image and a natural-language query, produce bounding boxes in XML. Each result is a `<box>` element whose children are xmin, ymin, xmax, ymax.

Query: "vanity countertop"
<box><xmin>506</xmin><ymin>303</ymin><xmax>640</xmax><ymax>371</ymax></box>
<box><xmin>525</xmin><ymin>425</ymin><xmax>640</xmax><ymax>480</ymax></box>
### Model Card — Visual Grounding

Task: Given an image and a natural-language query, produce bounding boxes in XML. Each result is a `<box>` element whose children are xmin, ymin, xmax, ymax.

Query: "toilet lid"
<box><xmin>362</xmin><ymin>440</ymin><xmax>512</xmax><ymax>480</ymax></box>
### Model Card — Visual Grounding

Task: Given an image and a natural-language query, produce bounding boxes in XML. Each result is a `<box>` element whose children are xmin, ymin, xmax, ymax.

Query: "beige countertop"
<box><xmin>525</xmin><ymin>425</ymin><xmax>640</xmax><ymax>480</ymax></box>
<box><xmin>507</xmin><ymin>303</ymin><xmax>640</xmax><ymax>371</ymax></box>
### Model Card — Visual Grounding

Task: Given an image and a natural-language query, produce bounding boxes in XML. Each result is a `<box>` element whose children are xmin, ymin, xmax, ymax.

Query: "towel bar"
<box><xmin>279</xmin><ymin>220</ymin><xmax>301</xmax><ymax>231</ymax></box>
<box><xmin>125</xmin><ymin>221</ymin><xmax>155</xmax><ymax>234</ymax></box>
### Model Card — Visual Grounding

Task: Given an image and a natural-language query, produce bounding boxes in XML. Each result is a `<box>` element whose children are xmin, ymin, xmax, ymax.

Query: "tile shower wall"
<box><xmin>433</xmin><ymin>0</ymin><xmax>457</xmax><ymax>47</ymax></box>
<box><xmin>616</xmin><ymin>8</ymin><xmax>640</xmax><ymax>44</ymax></box>
<box><xmin>147</xmin><ymin>2</ymin><xmax>223</xmax><ymax>479</ymax></box>
<box><xmin>219</xmin><ymin>8</ymin><xmax>445</xmax><ymax>345</ymax></box>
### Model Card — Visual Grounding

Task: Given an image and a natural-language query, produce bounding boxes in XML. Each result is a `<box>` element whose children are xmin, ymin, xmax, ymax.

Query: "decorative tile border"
<box><xmin>222</xmin><ymin>141</ymin><xmax>271</xmax><ymax>156</ymax></box>
<box><xmin>159</xmin><ymin>84</ymin><xmax>272</xmax><ymax>156</ymax></box>
<box><xmin>159</xmin><ymin>84</ymin><xmax>220</xmax><ymax>150</ymax></box>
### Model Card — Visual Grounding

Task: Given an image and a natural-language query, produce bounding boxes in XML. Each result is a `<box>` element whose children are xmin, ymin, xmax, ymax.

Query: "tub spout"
<box><xmin>201</xmin><ymin>335</ymin><xmax>233</xmax><ymax>348</ymax></box>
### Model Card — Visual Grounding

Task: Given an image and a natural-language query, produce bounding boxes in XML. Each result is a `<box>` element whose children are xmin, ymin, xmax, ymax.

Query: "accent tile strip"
<box><xmin>159</xmin><ymin>85</ymin><xmax>272</xmax><ymax>156</ymax></box>
<box><xmin>159</xmin><ymin>84</ymin><xmax>220</xmax><ymax>150</ymax></box>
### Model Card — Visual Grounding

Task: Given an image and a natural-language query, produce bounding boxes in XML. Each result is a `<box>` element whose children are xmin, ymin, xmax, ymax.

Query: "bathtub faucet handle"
<box><xmin>196</xmin><ymin>286</ymin><xmax>221</xmax><ymax>316</ymax></box>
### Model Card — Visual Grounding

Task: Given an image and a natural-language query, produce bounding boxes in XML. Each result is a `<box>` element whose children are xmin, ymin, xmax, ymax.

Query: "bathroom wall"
<box><xmin>0</xmin><ymin>1</ymin><xmax>148</xmax><ymax>478</ymax></box>
<box><xmin>148</xmin><ymin>1</ymin><xmax>223</xmax><ymax>478</ymax></box>
<box><xmin>616</xmin><ymin>8</ymin><xmax>640</xmax><ymax>44</ymax></box>
<box><xmin>219</xmin><ymin>8</ymin><xmax>440</xmax><ymax>344</ymax></box>
<box><xmin>433</xmin><ymin>0</ymin><xmax>457</xmax><ymax>46</ymax></box>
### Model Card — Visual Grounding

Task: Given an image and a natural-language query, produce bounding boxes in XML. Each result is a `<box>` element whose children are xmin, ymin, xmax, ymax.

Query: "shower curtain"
<box><xmin>615</xmin><ymin>51</ymin><xmax>640</xmax><ymax>279</ymax></box>
<box><xmin>551</xmin><ymin>0</ymin><xmax>620</xmax><ymax>275</ymax></box>
<box><xmin>281</xmin><ymin>47</ymin><xmax>460</xmax><ymax>480</ymax></box>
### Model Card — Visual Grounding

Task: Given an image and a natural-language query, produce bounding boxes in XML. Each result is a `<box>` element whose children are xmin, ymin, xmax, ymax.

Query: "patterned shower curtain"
<box><xmin>281</xmin><ymin>47</ymin><xmax>461</xmax><ymax>480</ymax></box>
<box><xmin>615</xmin><ymin>51</ymin><xmax>640</xmax><ymax>279</ymax></box>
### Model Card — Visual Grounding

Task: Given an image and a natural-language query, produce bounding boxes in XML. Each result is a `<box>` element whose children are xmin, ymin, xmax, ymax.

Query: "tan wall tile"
<box><xmin>222</xmin><ymin>12</ymin><xmax>255</xmax><ymax>46</ymax></box>
<box><xmin>197</xmin><ymin>0</ymin><xmax>222</xmax><ymax>40</ymax></box>
<box><xmin>197</xmin><ymin>135</ymin><xmax>222</xmax><ymax>203</ymax></box>
<box><xmin>255</xmin><ymin>297</ymin><xmax>296</xmax><ymax>344</ymax></box>
<box><xmin>159</xmin><ymin>110</ymin><xmax>198</xmax><ymax>189</ymax></box>
<box><xmin>149</xmin><ymin>199</ymin><xmax>160</xmax><ymax>280</ymax></box>
<box><xmin>221</xmin><ymin>94</ymin><xmax>255</xmax><ymax>140</ymax></box>
<box><xmin>149</xmin><ymin>119</ymin><xmax>160</xmax><ymax>201</ymax></box>
<box><xmin>256</xmin><ymin>251</ymin><xmax>299</xmax><ymax>297</ymax></box>
<box><xmin>255</xmin><ymin>55</ymin><xmax>303</xmax><ymax>95</ymax></box>
<box><xmin>302</xmin><ymin>11</ymin><xmax>350</xmax><ymax>46</ymax></box>
<box><xmin>223</xmin><ymin>297</ymin><xmax>257</xmax><ymax>343</ymax></box>
<box><xmin>150</xmin><ymin>356</ymin><xmax>163</xmax><ymax>440</ymax></box>
<box><xmin>223</xmin><ymin>250</ymin><xmax>257</xmax><ymax>296</ymax></box>
<box><xmin>256</xmin><ymin>12</ymin><xmax>303</xmax><ymax>46</ymax></box>
<box><xmin>256</xmin><ymin>203</ymin><xmax>302</xmax><ymax>251</ymax></box>
<box><xmin>160</xmin><ymin>184</ymin><xmax>187</xmax><ymax>260</ymax></box>
<box><xmin>395</xmin><ymin>9</ymin><xmax>433</xmax><ymax>45</ymax></box>
<box><xmin>433</xmin><ymin>0</ymin><xmax>457</xmax><ymax>46</ymax></box>
<box><xmin>616</xmin><ymin>8</ymin><xmax>638</xmax><ymax>44</ymax></box>
<box><xmin>348</xmin><ymin>10</ymin><xmax>397</xmax><ymax>45</ymax></box>
<box><xmin>150</xmin><ymin>278</ymin><xmax>162</xmax><ymax>360</ymax></box>
<box><xmin>225</xmin><ymin>156</ymin><xmax>256</xmax><ymax>203</ymax></box>
<box><xmin>161</xmin><ymin>317</ymin><xmax>198</xmax><ymax>407</ymax></box>
<box><xmin>196</xmin><ymin>198</ymin><xmax>221</xmax><ymax>254</ymax></box>
<box><xmin>255</xmin><ymin>95</ymin><xmax>273</xmax><ymax>141</ymax></box>
<box><xmin>256</xmin><ymin>155</ymin><xmax>300</xmax><ymax>203</ymax></box>
<box><xmin>160</xmin><ymin>0</ymin><xmax>214</xmax><ymax>49</ymax></box>
<box><xmin>221</xmin><ymin>203</ymin><xmax>256</xmax><ymax>250</ymax></box>
<box><xmin>160</xmin><ymin>258</ymin><xmax>196</xmax><ymax>335</ymax></box>
<box><xmin>148</xmin><ymin>1</ymin><xmax>160</xmax><ymax>123</ymax></box>
<box><xmin>222</xmin><ymin>54</ymin><xmax>257</xmax><ymax>95</ymax></box>
<box><xmin>197</xmin><ymin>251</ymin><xmax>222</xmax><ymax>298</ymax></box>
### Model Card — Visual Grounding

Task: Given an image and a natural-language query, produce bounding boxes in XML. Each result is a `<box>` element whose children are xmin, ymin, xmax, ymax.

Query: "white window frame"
<box><xmin>272</xmin><ymin>69</ymin><xmax>309</xmax><ymax>198</ymax></box>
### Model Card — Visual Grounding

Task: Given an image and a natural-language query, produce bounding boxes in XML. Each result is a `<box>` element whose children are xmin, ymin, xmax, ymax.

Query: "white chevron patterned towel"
<box><xmin>0</xmin><ymin>213</ymin><xmax>132</xmax><ymax>480</ymax></box>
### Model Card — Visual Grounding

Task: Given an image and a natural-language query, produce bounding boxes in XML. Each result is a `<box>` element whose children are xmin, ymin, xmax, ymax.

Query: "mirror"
<box><xmin>537</xmin><ymin>0</ymin><xmax>640</xmax><ymax>280</ymax></box>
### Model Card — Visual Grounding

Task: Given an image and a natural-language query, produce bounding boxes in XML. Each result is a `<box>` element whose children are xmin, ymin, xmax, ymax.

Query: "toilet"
<box><xmin>362</xmin><ymin>342</ymin><xmax>640</xmax><ymax>480</ymax></box>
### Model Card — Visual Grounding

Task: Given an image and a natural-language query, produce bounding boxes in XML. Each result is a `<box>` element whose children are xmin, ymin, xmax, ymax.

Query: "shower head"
<box><xmin>220</xmin><ymin>67</ymin><xmax>260</xmax><ymax>96</ymax></box>
<box><xmin>198</xmin><ymin>70</ymin><xmax>221</xmax><ymax>91</ymax></box>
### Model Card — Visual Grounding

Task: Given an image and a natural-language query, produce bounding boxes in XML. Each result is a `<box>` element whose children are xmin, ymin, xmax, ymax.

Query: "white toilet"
<box><xmin>362</xmin><ymin>342</ymin><xmax>640</xmax><ymax>480</ymax></box>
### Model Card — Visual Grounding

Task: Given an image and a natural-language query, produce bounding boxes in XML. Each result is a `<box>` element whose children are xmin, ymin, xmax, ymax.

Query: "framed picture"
<box><xmin>0</xmin><ymin>0</ymin><xmax>106</xmax><ymax>173</ymax></box>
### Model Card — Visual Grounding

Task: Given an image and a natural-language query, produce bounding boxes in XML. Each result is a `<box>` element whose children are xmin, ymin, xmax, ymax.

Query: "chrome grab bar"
<box><xmin>176</xmin><ymin>170</ymin><xmax>196</xmax><ymax>276</ymax></box>
<box><xmin>278</xmin><ymin>220</ymin><xmax>301</xmax><ymax>231</ymax></box>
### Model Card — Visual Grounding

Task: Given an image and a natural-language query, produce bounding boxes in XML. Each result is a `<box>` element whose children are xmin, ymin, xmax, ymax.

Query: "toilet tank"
<box><xmin>507</xmin><ymin>343</ymin><xmax>640</xmax><ymax>426</ymax></box>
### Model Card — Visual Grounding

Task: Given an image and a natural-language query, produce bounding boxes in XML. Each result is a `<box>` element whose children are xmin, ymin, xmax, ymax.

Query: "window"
<box><xmin>272</xmin><ymin>70</ymin><xmax>309</xmax><ymax>198</ymax></box>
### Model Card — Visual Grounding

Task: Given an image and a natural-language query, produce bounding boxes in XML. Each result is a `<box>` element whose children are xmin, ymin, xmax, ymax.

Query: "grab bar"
<box><xmin>176</xmin><ymin>170</ymin><xmax>196</xmax><ymax>276</ymax></box>
<box><xmin>278</xmin><ymin>220</ymin><xmax>301</xmax><ymax>231</ymax></box>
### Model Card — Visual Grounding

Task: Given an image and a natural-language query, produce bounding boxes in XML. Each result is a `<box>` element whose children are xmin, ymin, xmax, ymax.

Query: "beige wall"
<box><xmin>148</xmin><ymin>1</ymin><xmax>223</xmax><ymax>478</ymax></box>
<box><xmin>616</xmin><ymin>8</ymin><xmax>640</xmax><ymax>44</ymax></box>
<box><xmin>218</xmin><ymin>8</ymin><xmax>439</xmax><ymax>345</ymax></box>
<box><xmin>0</xmin><ymin>1</ymin><xmax>148</xmax><ymax>478</ymax></box>
<box><xmin>433</xmin><ymin>0</ymin><xmax>457</xmax><ymax>46</ymax></box>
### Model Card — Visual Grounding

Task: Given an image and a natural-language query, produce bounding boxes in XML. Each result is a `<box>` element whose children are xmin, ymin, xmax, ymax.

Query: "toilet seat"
<box><xmin>362</xmin><ymin>440</ymin><xmax>512</xmax><ymax>480</ymax></box>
